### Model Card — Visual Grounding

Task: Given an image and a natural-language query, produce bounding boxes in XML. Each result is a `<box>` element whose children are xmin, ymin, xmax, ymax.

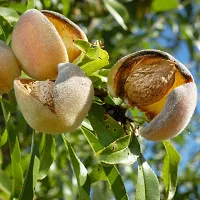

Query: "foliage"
<box><xmin>0</xmin><ymin>0</ymin><xmax>200</xmax><ymax>200</ymax></box>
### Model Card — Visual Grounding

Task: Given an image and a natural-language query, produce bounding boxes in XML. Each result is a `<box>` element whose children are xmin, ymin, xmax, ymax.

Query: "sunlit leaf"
<box><xmin>0</xmin><ymin>170</ymin><xmax>11</xmax><ymax>195</ymax></box>
<box><xmin>162</xmin><ymin>141</ymin><xmax>181</xmax><ymax>200</ymax></box>
<box><xmin>152</xmin><ymin>0</ymin><xmax>179</xmax><ymax>12</ymax></box>
<box><xmin>103</xmin><ymin>0</ymin><xmax>129</xmax><ymax>30</ymax></box>
<box><xmin>0</xmin><ymin>128</ymin><xmax>7</xmax><ymax>147</ymax></box>
<box><xmin>136</xmin><ymin>155</ymin><xmax>160</xmax><ymax>200</ymax></box>
<box><xmin>18</xmin><ymin>132</ymin><xmax>40</xmax><ymax>200</ymax></box>
<box><xmin>73</xmin><ymin>40</ymin><xmax>91</xmax><ymax>54</ymax></box>
<box><xmin>62</xmin><ymin>135</ymin><xmax>90</xmax><ymax>200</ymax></box>
<box><xmin>9</xmin><ymin>2</ymin><xmax>27</xmax><ymax>14</ymax></box>
<box><xmin>73</xmin><ymin>52</ymin><xmax>85</xmax><ymax>66</ymax></box>
<box><xmin>80</xmin><ymin>49</ymin><xmax>109</xmax><ymax>75</ymax></box>
<box><xmin>27</xmin><ymin>0</ymin><xmax>35</xmax><ymax>10</ymax></box>
<box><xmin>43</xmin><ymin>0</ymin><xmax>51</xmax><ymax>8</ymax></box>
<box><xmin>73</xmin><ymin>40</ymin><xmax>109</xmax><ymax>75</ymax></box>
<box><xmin>61</xmin><ymin>0</ymin><xmax>70</xmax><ymax>16</ymax></box>
<box><xmin>103</xmin><ymin>166</ymin><xmax>128</xmax><ymax>200</ymax></box>
<box><xmin>38</xmin><ymin>134</ymin><xmax>56</xmax><ymax>180</ymax></box>
<box><xmin>0</xmin><ymin>7</ymin><xmax>19</xmax><ymax>22</ymax></box>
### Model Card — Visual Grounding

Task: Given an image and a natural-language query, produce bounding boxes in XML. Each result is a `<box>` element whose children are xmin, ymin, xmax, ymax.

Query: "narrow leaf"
<box><xmin>0</xmin><ymin>15</ymin><xmax>13</xmax><ymax>42</ymax></box>
<box><xmin>103</xmin><ymin>166</ymin><xmax>128</xmax><ymax>200</ymax></box>
<box><xmin>0</xmin><ymin>7</ymin><xmax>19</xmax><ymax>22</ymax></box>
<box><xmin>62</xmin><ymin>135</ymin><xmax>90</xmax><ymax>200</ymax></box>
<box><xmin>38</xmin><ymin>134</ymin><xmax>56</xmax><ymax>180</ymax></box>
<box><xmin>0</xmin><ymin>128</ymin><xmax>8</xmax><ymax>147</ymax></box>
<box><xmin>81</xmin><ymin>126</ymin><xmax>104</xmax><ymax>153</ymax></box>
<box><xmin>73</xmin><ymin>40</ymin><xmax>109</xmax><ymax>75</ymax></box>
<box><xmin>18</xmin><ymin>132</ymin><xmax>40</xmax><ymax>200</ymax></box>
<box><xmin>1</xmin><ymin>97</ymin><xmax>23</xmax><ymax>198</ymax></box>
<box><xmin>43</xmin><ymin>0</ymin><xmax>51</xmax><ymax>8</ymax></box>
<box><xmin>0</xmin><ymin>170</ymin><xmax>12</xmax><ymax>195</ymax></box>
<box><xmin>136</xmin><ymin>155</ymin><xmax>160</xmax><ymax>200</ymax></box>
<box><xmin>97</xmin><ymin>135</ymin><xmax>137</xmax><ymax>165</ymax></box>
<box><xmin>162</xmin><ymin>141</ymin><xmax>181</xmax><ymax>200</ymax></box>
<box><xmin>82</xmin><ymin>111</ymin><xmax>129</xmax><ymax>198</ymax></box>
<box><xmin>9</xmin><ymin>2</ymin><xmax>27</xmax><ymax>14</ymax></box>
<box><xmin>74</xmin><ymin>40</ymin><xmax>91</xmax><ymax>54</ymax></box>
<box><xmin>97</xmin><ymin>135</ymin><xmax>130</xmax><ymax>155</ymax></box>
<box><xmin>88</xmin><ymin>103</ymin><xmax>124</xmax><ymax>147</ymax></box>
<box><xmin>89</xmin><ymin>164</ymin><xmax>107</xmax><ymax>183</ymax></box>
<box><xmin>61</xmin><ymin>0</ymin><xmax>70</xmax><ymax>16</ymax></box>
<box><xmin>27</xmin><ymin>0</ymin><xmax>35</xmax><ymax>10</ymax></box>
<box><xmin>103</xmin><ymin>0</ymin><xmax>129</xmax><ymax>30</ymax></box>
<box><xmin>80</xmin><ymin>48</ymin><xmax>109</xmax><ymax>75</ymax></box>
<box><xmin>152</xmin><ymin>0</ymin><xmax>179</xmax><ymax>12</ymax></box>
<box><xmin>7</xmin><ymin>117</ymin><xmax>23</xmax><ymax>199</ymax></box>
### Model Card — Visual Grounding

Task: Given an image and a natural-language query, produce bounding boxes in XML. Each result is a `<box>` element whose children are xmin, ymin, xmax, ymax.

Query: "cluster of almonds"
<box><xmin>0</xmin><ymin>9</ymin><xmax>197</xmax><ymax>141</ymax></box>
<box><xmin>0</xmin><ymin>9</ymin><xmax>94</xmax><ymax>134</ymax></box>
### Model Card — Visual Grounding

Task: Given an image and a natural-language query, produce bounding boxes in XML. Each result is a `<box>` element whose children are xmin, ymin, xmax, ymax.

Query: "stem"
<box><xmin>0</xmin><ymin>95</ymin><xmax>9</xmax><ymax>124</ymax></box>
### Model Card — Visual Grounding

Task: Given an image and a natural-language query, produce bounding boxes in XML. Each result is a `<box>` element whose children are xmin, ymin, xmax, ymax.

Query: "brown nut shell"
<box><xmin>107</xmin><ymin>49</ymin><xmax>194</xmax><ymax>119</ymax></box>
<box><xmin>14</xmin><ymin>63</ymin><xmax>94</xmax><ymax>133</ymax></box>
<box><xmin>42</xmin><ymin>10</ymin><xmax>88</xmax><ymax>63</ymax></box>
<box><xmin>0</xmin><ymin>41</ymin><xmax>21</xmax><ymax>94</ymax></box>
<box><xmin>107</xmin><ymin>49</ymin><xmax>197</xmax><ymax>141</ymax></box>
<box><xmin>11</xmin><ymin>9</ymin><xmax>68</xmax><ymax>80</ymax></box>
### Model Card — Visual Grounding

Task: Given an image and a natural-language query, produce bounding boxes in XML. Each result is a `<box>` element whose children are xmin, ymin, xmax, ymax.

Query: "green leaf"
<box><xmin>7</xmin><ymin>117</ymin><xmax>24</xmax><ymax>199</ymax></box>
<box><xmin>82</xmin><ymin>109</ymin><xmax>129</xmax><ymax>198</ymax></box>
<box><xmin>9</xmin><ymin>2</ymin><xmax>27</xmax><ymax>14</ymax></box>
<box><xmin>38</xmin><ymin>134</ymin><xmax>56</xmax><ymax>180</ymax></box>
<box><xmin>136</xmin><ymin>155</ymin><xmax>160</xmax><ymax>200</ymax></box>
<box><xmin>0</xmin><ymin>128</ymin><xmax>8</xmax><ymax>147</ymax></box>
<box><xmin>73</xmin><ymin>40</ymin><xmax>109</xmax><ymax>75</ymax></box>
<box><xmin>73</xmin><ymin>52</ymin><xmax>86</xmax><ymax>66</ymax></box>
<box><xmin>97</xmin><ymin>135</ymin><xmax>130</xmax><ymax>155</ymax></box>
<box><xmin>61</xmin><ymin>0</ymin><xmax>70</xmax><ymax>16</ymax></box>
<box><xmin>1</xmin><ymin>94</ymin><xmax>17</xmax><ymax>114</ymax></box>
<box><xmin>1</xmin><ymin>97</ymin><xmax>23</xmax><ymax>198</ymax></box>
<box><xmin>80</xmin><ymin>49</ymin><xmax>109</xmax><ymax>75</ymax></box>
<box><xmin>74</xmin><ymin>39</ymin><xmax>91</xmax><ymax>54</ymax></box>
<box><xmin>88</xmin><ymin>103</ymin><xmax>124</xmax><ymax>147</ymax></box>
<box><xmin>0</xmin><ymin>170</ymin><xmax>12</xmax><ymax>195</ymax></box>
<box><xmin>18</xmin><ymin>132</ymin><xmax>40</xmax><ymax>200</ymax></box>
<box><xmin>0</xmin><ymin>96</ymin><xmax>9</xmax><ymax>122</ymax></box>
<box><xmin>89</xmin><ymin>164</ymin><xmax>107</xmax><ymax>183</ymax></box>
<box><xmin>103</xmin><ymin>0</ymin><xmax>129</xmax><ymax>30</ymax></box>
<box><xmin>0</xmin><ymin>7</ymin><xmax>19</xmax><ymax>22</ymax></box>
<box><xmin>74</xmin><ymin>39</ymin><xmax>101</xmax><ymax>61</ymax></box>
<box><xmin>162</xmin><ymin>141</ymin><xmax>181</xmax><ymax>200</ymax></box>
<box><xmin>27</xmin><ymin>0</ymin><xmax>35</xmax><ymax>10</ymax></box>
<box><xmin>97</xmin><ymin>135</ymin><xmax>138</xmax><ymax>165</ymax></box>
<box><xmin>152</xmin><ymin>0</ymin><xmax>179</xmax><ymax>12</ymax></box>
<box><xmin>62</xmin><ymin>135</ymin><xmax>90</xmax><ymax>200</ymax></box>
<box><xmin>103</xmin><ymin>166</ymin><xmax>128</xmax><ymax>200</ymax></box>
<box><xmin>43</xmin><ymin>0</ymin><xmax>51</xmax><ymax>8</ymax></box>
<box><xmin>81</xmin><ymin>126</ymin><xmax>104</xmax><ymax>153</ymax></box>
<box><xmin>0</xmin><ymin>15</ymin><xmax>13</xmax><ymax>42</ymax></box>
